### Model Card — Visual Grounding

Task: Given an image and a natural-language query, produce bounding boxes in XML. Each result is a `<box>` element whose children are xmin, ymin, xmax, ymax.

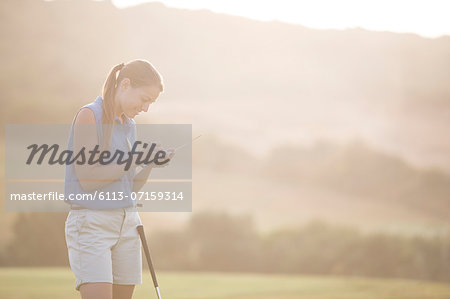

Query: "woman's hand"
<box><xmin>150</xmin><ymin>146</ymin><xmax>175</xmax><ymax>168</ymax></box>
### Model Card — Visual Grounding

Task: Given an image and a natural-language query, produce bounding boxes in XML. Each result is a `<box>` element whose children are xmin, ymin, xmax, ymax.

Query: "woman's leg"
<box><xmin>113</xmin><ymin>284</ymin><xmax>135</xmax><ymax>299</ymax></box>
<box><xmin>80</xmin><ymin>282</ymin><xmax>112</xmax><ymax>299</ymax></box>
<box><xmin>111</xmin><ymin>210</ymin><xmax>143</xmax><ymax>295</ymax></box>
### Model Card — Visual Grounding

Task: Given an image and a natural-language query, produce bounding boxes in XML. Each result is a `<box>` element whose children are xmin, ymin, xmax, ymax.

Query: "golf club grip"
<box><xmin>136</xmin><ymin>225</ymin><xmax>159</xmax><ymax>288</ymax></box>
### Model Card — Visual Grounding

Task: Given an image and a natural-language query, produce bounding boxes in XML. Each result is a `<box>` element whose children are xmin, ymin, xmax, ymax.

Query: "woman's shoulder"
<box><xmin>74</xmin><ymin>107</ymin><xmax>96</xmax><ymax>125</ymax></box>
<box><xmin>74</xmin><ymin>97</ymin><xmax>102</xmax><ymax>125</ymax></box>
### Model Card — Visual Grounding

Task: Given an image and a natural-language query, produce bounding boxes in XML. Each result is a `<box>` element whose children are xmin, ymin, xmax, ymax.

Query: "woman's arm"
<box><xmin>73</xmin><ymin>108</ymin><xmax>139</xmax><ymax>192</ymax></box>
<box><xmin>132</xmin><ymin>148</ymin><xmax>175</xmax><ymax>192</ymax></box>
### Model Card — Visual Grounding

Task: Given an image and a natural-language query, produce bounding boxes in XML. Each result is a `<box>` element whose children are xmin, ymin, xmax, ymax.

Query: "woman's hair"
<box><xmin>100</xmin><ymin>59</ymin><xmax>163</xmax><ymax>150</ymax></box>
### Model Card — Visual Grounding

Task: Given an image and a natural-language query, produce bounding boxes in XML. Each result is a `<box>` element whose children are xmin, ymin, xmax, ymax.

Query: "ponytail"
<box><xmin>101</xmin><ymin>63</ymin><xmax>124</xmax><ymax>151</ymax></box>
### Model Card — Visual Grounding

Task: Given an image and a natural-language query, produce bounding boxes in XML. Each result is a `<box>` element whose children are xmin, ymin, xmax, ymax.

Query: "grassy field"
<box><xmin>1</xmin><ymin>267</ymin><xmax>450</xmax><ymax>299</ymax></box>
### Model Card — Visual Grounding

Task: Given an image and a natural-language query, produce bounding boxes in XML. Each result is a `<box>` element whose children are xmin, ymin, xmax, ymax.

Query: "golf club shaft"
<box><xmin>137</xmin><ymin>225</ymin><xmax>161</xmax><ymax>299</ymax></box>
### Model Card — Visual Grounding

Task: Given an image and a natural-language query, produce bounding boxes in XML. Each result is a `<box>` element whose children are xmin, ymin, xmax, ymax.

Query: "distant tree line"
<box><xmin>151</xmin><ymin>213</ymin><xmax>450</xmax><ymax>282</ymax></box>
<box><xmin>1</xmin><ymin>211</ymin><xmax>449</xmax><ymax>282</ymax></box>
<box><xmin>261</xmin><ymin>141</ymin><xmax>450</xmax><ymax>220</ymax></box>
<box><xmin>193</xmin><ymin>138</ymin><xmax>450</xmax><ymax>221</ymax></box>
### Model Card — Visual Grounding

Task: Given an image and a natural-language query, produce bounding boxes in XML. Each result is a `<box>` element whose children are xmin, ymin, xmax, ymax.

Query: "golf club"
<box><xmin>137</xmin><ymin>224</ymin><xmax>162</xmax><ymax>299</ymax></box>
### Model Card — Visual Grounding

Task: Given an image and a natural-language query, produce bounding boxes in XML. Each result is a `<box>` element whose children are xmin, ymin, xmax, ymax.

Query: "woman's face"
<box><xmin>115</xmin><ymin>78</ymin><xmax>161</xmax><ymax>118</ymax></box>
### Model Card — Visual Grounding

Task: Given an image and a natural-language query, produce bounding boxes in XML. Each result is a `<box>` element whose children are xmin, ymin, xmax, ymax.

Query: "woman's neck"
<box><xmin>113</xmin><ymin>98</ymin><xmax>125</xmax><ymax>124</ymax></box>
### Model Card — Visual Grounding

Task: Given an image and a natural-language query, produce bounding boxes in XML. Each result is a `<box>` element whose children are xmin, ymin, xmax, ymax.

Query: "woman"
<box><xmin>64</xmin><ymin>60</ymin><xmax>165</xmax><ymax>299</ymax></box>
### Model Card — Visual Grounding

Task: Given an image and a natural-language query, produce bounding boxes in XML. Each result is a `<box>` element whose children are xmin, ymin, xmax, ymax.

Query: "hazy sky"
<box><xmin>111</xmin><ymin>0</ymin><xmax>450</xmax><ymax>38</ymax></box>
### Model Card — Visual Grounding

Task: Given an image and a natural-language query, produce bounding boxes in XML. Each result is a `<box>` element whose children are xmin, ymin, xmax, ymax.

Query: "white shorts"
<box><xmin>65</xmin><ymin>206</ymin><xmax>142</xmax><ymax>291</ymax></box>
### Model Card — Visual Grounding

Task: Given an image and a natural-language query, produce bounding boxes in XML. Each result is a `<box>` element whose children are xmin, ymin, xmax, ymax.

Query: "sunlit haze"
<box><xmin>111</xmin><ymin>0</ymin><xmax>450</xmax><ymax>38</ymax></box>
<box><xmin>1</xmin><ymin>1</ymin><xmax>450</xmax><ymax>292</ymax></box>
